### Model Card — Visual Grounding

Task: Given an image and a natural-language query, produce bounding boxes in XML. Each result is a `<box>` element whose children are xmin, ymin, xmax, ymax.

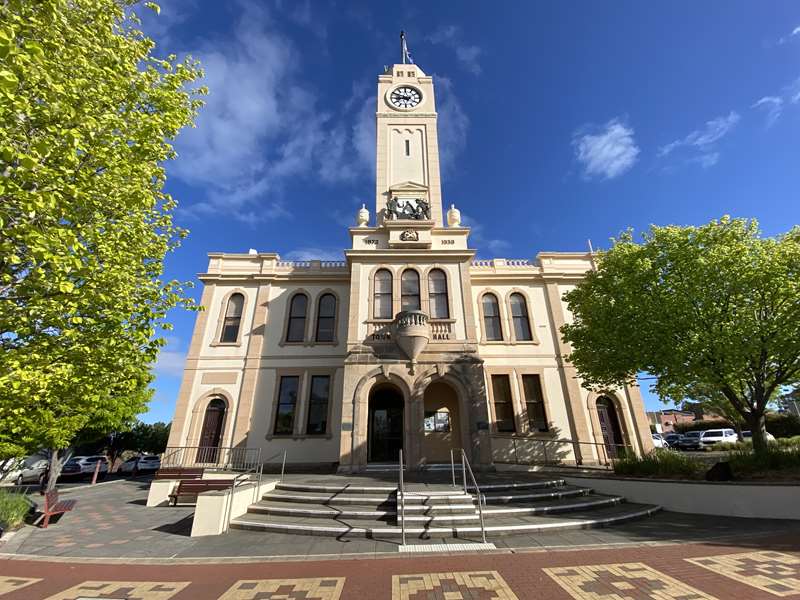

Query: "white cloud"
<box><xmin>461</xmin><ymin>213</ymin><xmax>511</xmax><ymax>257</ymax></box>
<box><xmin>283</xmin><ymin>248</ymin><xmax>344</xmax><ymax>261</ymax></box>
<box><xmin>435</xmin><ymin>76</ymin><xmax>470</xmax><ymax>174</ymax></box>
<box><xmin>778</xmin><ymin>25</ymin><xmax>800</xmax><ymax>44</ymax></box>
<box><xmin>150</xmin><ymin>1</ymin><xmax>371</xmax><ymax>223</ymax></box>
<box><xmin>658</xmin><ymin>111</ymin><xmax>739</xmax><ymax>168</ymax></box>
<box><xmin>427</xmin><ymin>26</ymin><xmax>482</xmax><ymax>75</ymax></box>
<box><xmin>751</xmin><ymin>96</ymin><xmax>784</xmax><ymax>127</ymax></box>
<box><xmin>572</xmin><ymin>118</ymin><xmax>639</xmax><ymax>180</ymax></box>
<box><xmin>153</xmin><ymin>337</ymin><xmax>186</xmax><ymax>378</ymax></box>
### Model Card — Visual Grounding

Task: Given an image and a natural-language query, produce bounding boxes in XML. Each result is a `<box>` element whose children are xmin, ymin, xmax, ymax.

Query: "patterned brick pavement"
<box><xmin>0</xmin><ymin>535</ymin><xmax>799</xmax><ymax>600</ymax></box>
<box><xmin>687</xmin><ymin>551</ymin><xmax>800</xmax><ymax>597</ymax></box>
<box><xmin>393</xmin><ymin>571</ymin><xmax>518</xmax><ymax>600</ymax></box>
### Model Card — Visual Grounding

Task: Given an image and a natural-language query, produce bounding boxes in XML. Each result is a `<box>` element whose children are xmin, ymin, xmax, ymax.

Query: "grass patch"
<box><xmin>613</xmin><ymin>449</ymin><xmax>705</xmax><ymax>479</ymax></box>
<box><xmin>0</xmin><ymin>489</ymin><xmax>31</xmax><ymax>531</ymax></box>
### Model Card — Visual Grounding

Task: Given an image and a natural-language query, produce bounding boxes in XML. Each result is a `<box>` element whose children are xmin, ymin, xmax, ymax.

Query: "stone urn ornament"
<box><xmin>392</xmin><ymin>310</ymin><xmax>430</xmax><ymax>371</ymax></box>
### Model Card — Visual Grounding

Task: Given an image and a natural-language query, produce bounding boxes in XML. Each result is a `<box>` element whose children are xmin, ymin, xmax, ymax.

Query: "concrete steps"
<box><xmin>229</xmin><ymin>476</ymin><xmax>660</xmax><ymax>539</ymax></box>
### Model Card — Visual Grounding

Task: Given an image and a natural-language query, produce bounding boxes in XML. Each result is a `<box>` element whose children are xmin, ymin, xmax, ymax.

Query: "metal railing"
<box><xmin>490</xmin><ymin>435</ymin><xmax>633</xmax><ymax>469</ymax></box>
<box><xmin>161</xmin><ymin>446</ymin><xmax>262</xmax><ymax>472</ymax></box>
<box><xmin>398</xmin><ymin>448</ymin><xmax>406</xmax><ymax>545</ymax></box>
<box><xmin>223</xmin><ymin>463</ymin><xmax>264</xmax><ymax>533</ymax></box>
<box><xmin>460</xmin><ymin>449</ymin><xmax>487</xmax><ymax>543</ymax></box>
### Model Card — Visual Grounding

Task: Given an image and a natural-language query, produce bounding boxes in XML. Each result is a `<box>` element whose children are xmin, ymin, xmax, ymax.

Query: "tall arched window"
<box><xmin>401</xmin><ymin>269</ymin><xmax>421</xmax><ymax>311</ymax></box>
<box><xmin>285</xmin><ymin>293</ymin><xmax>308</xmax><ymax>342</ymax></box>
<box><xmin>428</xmin><ymin>269</ymin><xmax>449</xmax><ymax>319</ymax></box>
<box><xmin>482</xmin><ymin>293</ymin><xmax>503</xmax><ymax>341</ymax></box>
<box><xmin>510</xmin><ymin>293</ymin><xmax>532</xmax><ymax>341</ymax></box>
<box><xmin>374</xmin><ymin>269</ymin><xmax>393</xmax><ymax>319</ymax></box>
<box><xmin>220</xmin><ymin>293</ymin><xmax>244</xmax><ymax>343</ymax></box>
<box><xmin>315</xmin><ymin>293</ymin><xmax>337</xmax><ymax>342</ymax></box>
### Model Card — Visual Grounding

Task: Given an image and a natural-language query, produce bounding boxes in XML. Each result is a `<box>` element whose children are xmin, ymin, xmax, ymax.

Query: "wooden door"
<box><xmin>197</xmin><ymin>399</ymin><xmax>225</xmax><ymax>463</ymax></box>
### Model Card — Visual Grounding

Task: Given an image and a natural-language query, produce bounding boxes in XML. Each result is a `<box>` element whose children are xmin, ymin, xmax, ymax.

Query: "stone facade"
<box><xmin>166</xmin><ymin>61</ymin><xmax>654</xmax><ymax>471</ymax></box>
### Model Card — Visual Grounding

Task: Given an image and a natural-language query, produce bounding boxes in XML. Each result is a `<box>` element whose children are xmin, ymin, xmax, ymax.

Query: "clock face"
<box><xmin>390</xmin><ymin>86</ymin><xmax>422</xmax><ymax>109</ymax></box>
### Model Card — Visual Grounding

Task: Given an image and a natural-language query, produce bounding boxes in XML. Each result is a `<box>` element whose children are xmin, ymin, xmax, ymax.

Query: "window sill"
<box><xmin>278</xmin><ymin>340</ymin><xmax>340</xmax><ymax>347</ymax></box>
<box><xmin>265</xmin><ymin>434</ymin><xmax>334</xmax><ymax>441</ymax></box>
<box><xmin>210</xmin><ymin>341</ymin><xmax>242</xmax><ymax>348</ymax></box>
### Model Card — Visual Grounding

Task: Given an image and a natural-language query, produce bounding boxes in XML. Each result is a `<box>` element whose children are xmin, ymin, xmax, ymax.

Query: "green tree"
<box><xmin>561</xmin><ymin>217</ymin><xmax>800</xmax><ymax>456</ymax></box>
<box><xmin>0</xmin><ymin>0</ymin><xmax>204</xmax><ymax>488</ymax></box>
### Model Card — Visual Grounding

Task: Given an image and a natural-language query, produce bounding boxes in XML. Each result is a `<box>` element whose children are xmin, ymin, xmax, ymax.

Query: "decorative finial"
<box><xmin>447</xmin><ymin>204</ymin><xmax>461</xmax><ymax>227</ymax></box>
<box><xmin>356</xmin><ymin>204</ymin><xmax>369</xmax><ymax>227</ymax></box>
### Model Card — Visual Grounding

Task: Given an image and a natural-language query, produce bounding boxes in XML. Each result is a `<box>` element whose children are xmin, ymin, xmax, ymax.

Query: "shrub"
<box><xmin>775</xmin><ymin>436</ymin><xmax>800</xmax><ymax>448</ymax></box>
<box><xmin>728</xmin><ymin>447</ymin><xmax>800</xmax><ymax>479</ymax></box>
<box><xmin>712</xmin><ymin>441</ymin><xmax>751</xmax><ymax>451</ymax></box>
<box><xmin>0</xmin><ymin>490</ymin><xmax>31</xmax><ymax>531</ymax></box>
<box><xmin>613</xmin><ymin>449</ymin><xmax>705</xmax><ymax>479</ymax></box>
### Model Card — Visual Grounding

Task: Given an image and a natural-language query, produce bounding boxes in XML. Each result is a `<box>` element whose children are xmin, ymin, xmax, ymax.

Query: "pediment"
<box><xmin>388</xmin><ymin>181</ymin><xmax>429</xmax><ymax>193</ymax></box>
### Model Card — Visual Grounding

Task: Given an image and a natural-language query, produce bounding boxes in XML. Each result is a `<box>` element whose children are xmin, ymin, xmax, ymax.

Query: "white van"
<box><xmin>698</xmin><ymin>429</ymin><xmax>738</xmax><ymax>449</ymax></box>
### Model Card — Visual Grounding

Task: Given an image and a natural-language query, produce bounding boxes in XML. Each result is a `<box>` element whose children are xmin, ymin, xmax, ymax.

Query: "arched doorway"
<box><xmin>368</xmin><ymin>384</ymin><xmax>404</xmax><ymax>463</ymax></box>
<box><xmin>197</xmin><ymin>398</ymin><xmax>226</xmax><ymax>463</ymax></box>
<box><xmin>422</xmin><ymin>381</ymin><xmax>460</xmax><ymax>463</ymax></box>
<box><xmin>596</xmin><ymin>396</ymin><xmax>624</xmax><ymax>459</ymax></box>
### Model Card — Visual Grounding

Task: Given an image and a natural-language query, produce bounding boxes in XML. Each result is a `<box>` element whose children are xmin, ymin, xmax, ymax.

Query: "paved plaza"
<box><xmin>0</xmin><ymin>478</ymin><xmax>799</xmax><ymax>598</ymax></box>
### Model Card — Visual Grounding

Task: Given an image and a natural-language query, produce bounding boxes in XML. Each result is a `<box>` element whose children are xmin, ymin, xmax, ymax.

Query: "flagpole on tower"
<box><xmin>400</xmin><ymin>30</ymin><xmax>406</xmax><ymax>64</ymax></box>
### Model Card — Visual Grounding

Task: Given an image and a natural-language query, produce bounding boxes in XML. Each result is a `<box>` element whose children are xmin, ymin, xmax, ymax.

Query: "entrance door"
<box><xmin>197</xmin><ymin>398</ymin><xmax>226</xmax><ymax>463</ymax></box>
<box><xmin>596</xmin><ymin>397</ymin><xmax>623</xmax><ymax>459</ymax></box>
<box><xmin>368</xmin><ymin>385</ymin><xmax>404</xmax><ymax>463</ymax></box>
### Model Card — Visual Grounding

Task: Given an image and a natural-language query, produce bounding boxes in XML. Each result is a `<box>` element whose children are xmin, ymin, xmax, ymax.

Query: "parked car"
<box><xmin>677</xmin><ymin>430</ymin><xmax>704</xmax><ymax>450</ymax></box>
<box><xmin>118</xmin><ymin>455</ymin><xmax>161</xmax><ymax>475</ymax></box>
<box><xmin>664</xmin><ymin>433</ymin><xmax>683</xmax><ymax>448</ymax></box>
<box><xmin>651</xmin><ymin>433</ymin><xmax>667</xmax><ymax>448</ymax></box>
<box><xmin>742</xmin><ymin>430</ymin><xmax>776</xmax><ymax>442</ymax></box>
<box><xmin>11</xmin><ymin>459</ymin><xmax>49</xmax><ymax>485</ymax></box>
<box><xmin>679</xmin><ymin>429</ymin><xmax>738</xmax><ymax>450</ymax></box>
<box><xmin>61</xmin><ymin>455</ymin><xmax>109</xmax><ymax>479</ymax></box>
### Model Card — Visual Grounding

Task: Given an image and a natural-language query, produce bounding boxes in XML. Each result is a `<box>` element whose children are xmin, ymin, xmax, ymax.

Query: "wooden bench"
<box><xmin>40</xmin><ymin>490</ymin><xmax>77</xmax><ymax>528</ymax></box>
<box><xmin>154</xmin><ymin>467</ymin><xmax>204</xmax><ymax>480</ymax></box>
<box><xmin>168</xmin><ymin>479</ymin><xmax>235</xmax><ymax>506</ymax></box>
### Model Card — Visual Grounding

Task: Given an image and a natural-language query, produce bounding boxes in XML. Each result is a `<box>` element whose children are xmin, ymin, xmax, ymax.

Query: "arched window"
<box><xmin>285</xmin><ymin>293</ymin><xmax>308</xmax><ymax>342</ymax></box>
<box><xmin>315</xmin><ymin>293</ymin><xmax>337</xmax><ymax>342</ymax></box>
<box><xmin>220</xmin><ymin>293</ymin><xmax>244</xmax><ymax>343</ymax></box>
<box><xmin>482</xmin><ymin>293</ymin><xmax>503</xmax><ymax>341</ymax></box>
<box><xmin>428</xmin><ymin>269</ymin><xmax>449</xmax><ymax>319</ymax></box>
<box><xmin>374</xmin><ymin>269</ymin><xmax>393</xmax><ymax>319</ymax></box>
<box><xmin>510</xmin><ymin>293</ymin><xmax>532</xmax><ymax>341</ymax></box>
<box><xmin>401</xmin><ymin>269</ymin><xmax>421</xmax><ymax>311</ymax></box>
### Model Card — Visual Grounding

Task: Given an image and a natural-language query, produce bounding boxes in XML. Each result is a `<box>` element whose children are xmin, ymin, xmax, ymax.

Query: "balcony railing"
<box><xmin>161</xmin><ymin>446</ymin><xmax>262</xmax><ymax>472</ymax></box>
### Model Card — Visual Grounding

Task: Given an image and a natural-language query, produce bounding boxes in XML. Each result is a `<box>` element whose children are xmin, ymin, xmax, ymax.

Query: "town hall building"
<box><xmin>166</xmin><ymin>55</ymin><xmax>654</xmax><ymax>473</ymax></box>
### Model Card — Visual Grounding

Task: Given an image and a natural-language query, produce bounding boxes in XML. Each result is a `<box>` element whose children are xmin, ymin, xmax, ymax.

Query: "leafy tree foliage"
<box><xmin>0</xmin><ymin>0</ymin><xmax>204</xmax><ymax>486</ymax></box>
<box><xmin>562</xmin><ymin>217</ymin><xmax>800</xmax><ymax>455</ymax></box>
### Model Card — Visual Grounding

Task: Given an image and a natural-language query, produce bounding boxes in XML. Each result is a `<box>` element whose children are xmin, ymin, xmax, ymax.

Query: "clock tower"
<box><xmin>375</xmin><ymin>62</ymin><xmax>444</xmax><ymax>226</ymax></box>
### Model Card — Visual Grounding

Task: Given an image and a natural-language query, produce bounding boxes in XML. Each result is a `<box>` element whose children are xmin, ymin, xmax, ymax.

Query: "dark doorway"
<box><xmin>197</xmin><ymin>398</ymin><xmax>226</xmax><ymax>463</ymax></box>
<box><xmin>368</xmin><ymin>384</ymin><xmax>404</xmax><ymax>463</ymax></box>
<box><xmin>596</xmin><ymin>396</ymin><xmax>624</xmax><ymax>459</ymax></box>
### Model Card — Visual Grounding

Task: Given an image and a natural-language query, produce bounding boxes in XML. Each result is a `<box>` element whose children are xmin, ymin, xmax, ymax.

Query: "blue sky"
<box><xmin>141</xmin><ymin>1</ymin><xmax>800</xmax><ymax>423</ymax></box>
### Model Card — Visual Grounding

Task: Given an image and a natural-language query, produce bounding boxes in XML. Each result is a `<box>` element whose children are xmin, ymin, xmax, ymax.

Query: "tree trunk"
<box><xmin>746</xmin><ymin>412</ymin><xmax>769</xmax><ymax>456</ymax></box>
<box><xmin>45</xmin><ymin>448</ymin><xmax>61</xmax><ymax>492</ymax></box>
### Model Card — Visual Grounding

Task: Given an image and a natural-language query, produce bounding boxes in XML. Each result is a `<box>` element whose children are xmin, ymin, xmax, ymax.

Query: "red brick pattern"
<box><xmin>0</xmin><ymin>536</ymin><xmax>798</xmax><ymax>600</ymax></box>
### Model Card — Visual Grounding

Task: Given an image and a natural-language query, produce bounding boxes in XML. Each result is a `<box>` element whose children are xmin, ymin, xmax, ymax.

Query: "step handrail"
<box><xmin>461</xmin><ymin>449</ymin><xmax>487</xmax><ymax>544</ymax></box>
<box><xmin>398</xmin><ymin>448</ymin><xmax>406</xmax><ymax>545</ymax></box>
